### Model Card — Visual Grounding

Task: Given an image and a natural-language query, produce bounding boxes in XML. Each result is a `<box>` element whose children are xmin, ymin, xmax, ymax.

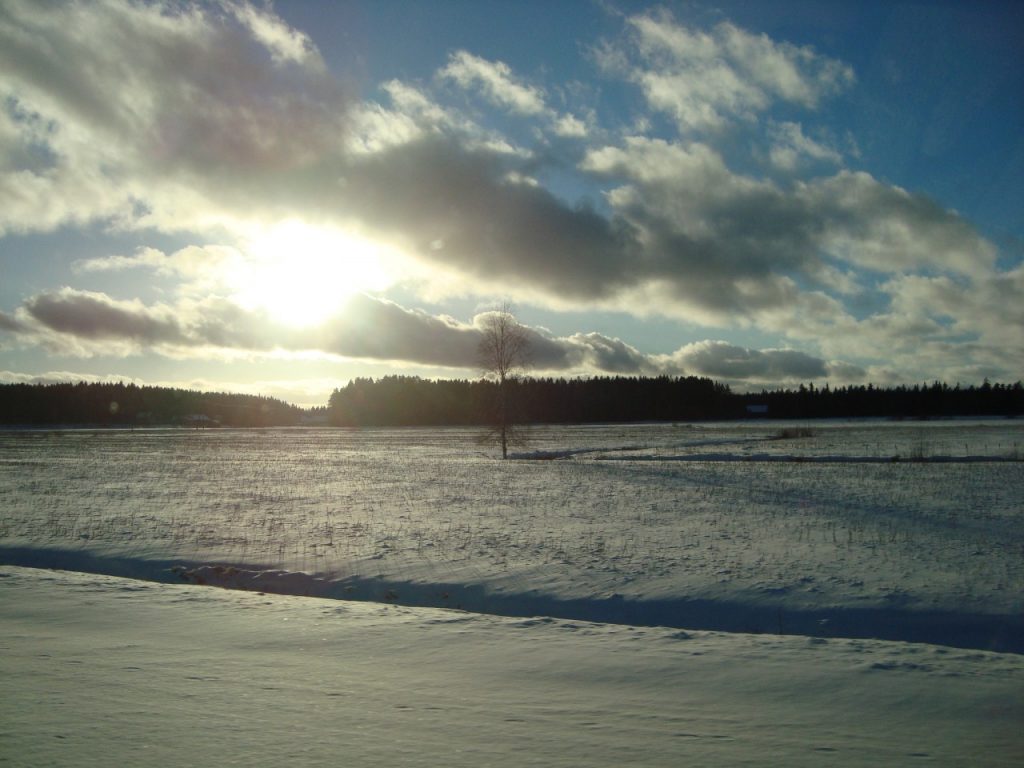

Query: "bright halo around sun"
<box><xmin>232</xmin><ymin>220</ymin><xmax>394</xmax><ymax>327</ymax></box>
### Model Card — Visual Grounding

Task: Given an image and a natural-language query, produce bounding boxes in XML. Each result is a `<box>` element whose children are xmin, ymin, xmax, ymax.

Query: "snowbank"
<box><xmin>3</xmin><ymin>565</ymin><xmax>1022</xmax><ymax>767</ymax></box>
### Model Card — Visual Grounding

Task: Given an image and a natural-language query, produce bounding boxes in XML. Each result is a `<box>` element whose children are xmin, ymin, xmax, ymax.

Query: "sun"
<box><xmin>232</xmin><ymin>220</ymin><xmax>394</xmax><ymax>327</ymax></box>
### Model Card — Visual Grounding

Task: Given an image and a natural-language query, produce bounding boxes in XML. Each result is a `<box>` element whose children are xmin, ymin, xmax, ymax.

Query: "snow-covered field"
<box><xmin>2</xmin><ymin>422</ymin><xmax>1021</xmax><ymax>643</ymax></box>
<box><xmin>2</xmin><ymin>421</ymin><xmax>1023</xmax><ymax>764</ymax></box>
<box><xmin>3</xmin><ymin>565</ymin><xmax>1022</xmax><ymax>767</ymax></box>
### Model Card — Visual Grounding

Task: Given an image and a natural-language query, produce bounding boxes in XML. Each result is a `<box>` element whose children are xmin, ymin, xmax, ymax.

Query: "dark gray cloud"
<box><xmin>11</xmin><ymin>288</ymin><xmax>856</xmax><ymax>384</ymax></box>
<box><xmin>579</xmin><ymin>140</ymin><xmax>998</xmax><ymax>323</ymax></box>
<box><xmin>20</xmin><ymin>288</ymin><xmax>299</xmax><ymax>354</ymax></box>
<box><xmin>825</xmin><ymin>360</ymin><xmax>868</xmax><ymax>381</ymax></box>
<box><xmin>25</xmin><ymin>290</ymin><xmax>186</xmax><ymax>345</ymax></box>
<box><xmin>311</xmin><ymin>300</ymin><xmax>656</xmax><ymax>375</ymax></box>
<box><xmin>0</xmin><ymin>310</ymin><xmax>24</xmax><ymax>333</ymax></box>
<box><xmin>302</xmin><ymin>130</ymin><xmax>994</xmax><ymax>329</ymax></box>
<box><xmin>331</xmin><ymin>137</ymin><xmax>638</xmax><ymax>301</ymax></box>
<box><xmin>558</xmin><ymin>332</ymin><xmax>663</xmax><ymax>374</ymax></box>
<box><xmin>187</xmin><ymin>298</ymin><xmax>283</xmax><ymax>352</ymax></box>
<box><xmin>672</xmin><ymin>340</ymin><xmax>829</xmax><ymax>381</ymax></box>
<box><xmin>314</xmin><ymin>295</ymin><xmax>481</xmax><ymax>368</ymax></box>
<box><xmin>14</xmin><ymin>289</ymin><xmax>488</xmax><ymax>369</ymax></box>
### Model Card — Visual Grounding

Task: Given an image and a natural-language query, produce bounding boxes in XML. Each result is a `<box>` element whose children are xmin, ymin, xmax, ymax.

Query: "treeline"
<box><xmin>0</xmin><ymin>382</ymin><xmax>303</xmax><ymax>427</ymax></box>
<box><xmin>328</xmin><ymin>375</ymin><xmax>733</xmax><ymax>426</ymax></box>
<box><xmin>735</xmin><ymin>380</ymin><xmax>1024</xmax><ymax>420</ymax></box>
<box><xmin>1</xmin><ymin>377</ymin><xmax>1020</xmax><ymax>428</ymax></box>
<box><xmin>327</xmin><ymin>376</ymin><xmax>1022</xmax><ymax>426</ymax></box>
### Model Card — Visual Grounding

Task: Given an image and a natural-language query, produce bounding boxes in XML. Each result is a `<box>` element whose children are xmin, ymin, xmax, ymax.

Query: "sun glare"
<box><xmin>233</xmin><ymin>220</ymin><xmax>393</xmax><ymax>327</ymax></box>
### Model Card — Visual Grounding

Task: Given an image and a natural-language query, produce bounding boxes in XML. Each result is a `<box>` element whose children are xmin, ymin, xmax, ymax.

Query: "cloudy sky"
<box><xmin>1</xmin><ymin>0</ymin><xmax>1021</xmax><ymax>406</ymax></box>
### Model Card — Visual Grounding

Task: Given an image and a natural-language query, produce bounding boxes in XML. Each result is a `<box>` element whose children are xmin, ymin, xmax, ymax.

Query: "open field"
<box><xmin>2</xmin><ymin>420</ymin><xmax>1021</xmax><ymax>649</ymax></box>
<box><xmin>3</xmin><ymin>420</ymin><xmax>1023</xmax><ymax>765</ymax></box>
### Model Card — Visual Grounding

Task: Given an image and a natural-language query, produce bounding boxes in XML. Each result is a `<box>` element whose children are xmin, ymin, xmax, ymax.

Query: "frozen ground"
<box><xmin>2</xmin><ymin>565</ymin><xmax>1022</xmax><ymax>767</ymax></box>
<box><xmin>2</xmin><ymin>422</ymin><xmax>1023</xmax><ymax>765</ymax></box>
<box><xmin>1</xmin><ymin>421</ymin><xmax>1021</xmax><ymax>649</ymax></box>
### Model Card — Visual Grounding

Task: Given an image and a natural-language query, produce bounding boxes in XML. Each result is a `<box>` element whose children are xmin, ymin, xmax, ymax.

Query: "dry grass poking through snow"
<box><xmin>1</xmin><ymin>422</ymin><xmax>1021</xmax><ymax>647</ymax></box>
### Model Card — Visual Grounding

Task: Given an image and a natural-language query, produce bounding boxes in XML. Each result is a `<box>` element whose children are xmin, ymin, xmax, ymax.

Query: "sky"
<box><xmin>0</xmin><ymin>0</ymin><xmax>1021</xmax><ymax>407</ymax></box>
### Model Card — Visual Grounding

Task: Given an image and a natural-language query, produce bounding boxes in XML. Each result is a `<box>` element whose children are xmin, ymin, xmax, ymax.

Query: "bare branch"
<box><xmin>477</xmin><ymin>303</ymin><xmax>531</xmax><ymax>458</ymax></box>
<box><xmin>478</xmin><ymin>303</ymin><xmax>531</xmax><ymax>383</ymax></box>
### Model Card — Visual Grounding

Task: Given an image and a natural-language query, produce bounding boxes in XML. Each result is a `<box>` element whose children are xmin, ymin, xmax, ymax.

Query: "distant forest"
<box><xmin>326</xmin><ymin>376</ymin><xmax>1023</xmax><ymax>426</ymax></box>
<box><xmin>0</xmin><ymin>382</ymin><xmax>305</xmax><ymax>427</ymax></box>
<box><xmin>0</xmin><ymin>377</ymin><xmax>1020</xmax><ymax>427</ymax></box>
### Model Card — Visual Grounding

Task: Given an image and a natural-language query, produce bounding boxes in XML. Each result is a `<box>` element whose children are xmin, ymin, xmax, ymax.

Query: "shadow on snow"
<box><xmin>2</xmin><ymin>545</ymin><xmax>1020</xmax><ymax>655</ymax></box>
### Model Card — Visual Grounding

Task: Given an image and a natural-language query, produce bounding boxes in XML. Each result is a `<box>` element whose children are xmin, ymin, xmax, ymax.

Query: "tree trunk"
<box><xmin>500</xmin><ymin>378</ymin><xmax>508</xmax><ymax>459</ymax></box>
<box><xmin>477</xmin><ymin>305</ymin><xmax>530</xmax><ymax>459</ymax></box>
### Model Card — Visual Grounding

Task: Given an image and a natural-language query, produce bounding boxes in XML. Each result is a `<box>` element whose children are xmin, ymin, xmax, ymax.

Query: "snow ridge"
<box><xmin>2</xmin><ymin>546</ymin><xmax>1020</xmax><ymax>653</ymax></box>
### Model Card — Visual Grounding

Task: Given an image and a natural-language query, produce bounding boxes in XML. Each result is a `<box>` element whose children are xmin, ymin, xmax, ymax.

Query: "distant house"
<box><xmin>745</xmin><ymin>404</ymin><xmax>769</xmax><ymax>416</ymax></box>
<box><xmin>300</xmin><ymin>410</ymin><xmax>330</xmax><ymax>426</ymax></box>
<box><xmin>181</xmin><ymin>414</ymin><xmax>219</xmax><ymax>428</ymax></box>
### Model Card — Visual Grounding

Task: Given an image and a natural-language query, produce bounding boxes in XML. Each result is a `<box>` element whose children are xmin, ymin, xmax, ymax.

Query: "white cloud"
<box><xmin>803</xmin><ymin>172</ymin><xmax>998</xmax><ymax>275</ymax></box>
<box><xmin>553</xmin><ymin>113</ymin><xmax>589</xmax><ymax>138</ymax></box>
<box><xmin>0</xmin><ymin>368</ymin><xmax>340</xmax><ymax>407</ymax></box>
<box><xmin>347</xmin><ymin>100</ymin><xmax>424</xmax><ymax>155</ymax></box>
<box><xmin>439</xmin><ymin>51</ymin><xmax>588</xmax><ymax>140</ymax></box>
<box><xmin>768</xmin><ymin>121</ymin><xmax>842</xmax><ymax>170</ymax></box>
<box><xmin>381</xmin><ymin>80</ymin><xmax>453</xmax><ymax>128</ymax></box>
<box><xmin>0</xmin><ymin>0</ymin><xmax>349</xmax><ymax>236</ymax></box>
<box><xmin>73</xmin><ymin>245</ymin><xmax>250</xmax><ymax>301</ymax></box>
<box><xmin>226</xmin><ymin>1</ymin><xmax>324</xmax><ymax>69</ymax></box>
<box><xmin>73</xmin><ymin>247</ymin><xmax>170</xmax><ymax>274</ymax></box>
<box><xmin>0</xmin><ymin>369</ymin><xmax>147</xmax><ymax>386</ymax></box>
<box><xmin>884</xmin><ymin>267</ymin><xmax>1024</xmax><ymax>350</ymax></box>
<box><xmin>717</xmin><ymin>22</ymin><xmax>853</xmax><ymax>107</ymax></box>
<box><xmin>615</xmin><ymin>12</ymin><xmax>854</xmax><ymax>132</ymax></box>
<box><xmin>752</xmin><ymin>265</ymin><xmax>1024</xmax><ymax>385</ymax></box>
<box><xmin>441</xmin><ymin>50</ymin><xmax>548</xmax><ymax>116</ymax></box>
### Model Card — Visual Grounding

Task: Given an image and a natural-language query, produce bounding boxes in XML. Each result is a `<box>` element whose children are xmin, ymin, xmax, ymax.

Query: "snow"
<box><xmin>2</xmin><ymin>565</ymin><xmax>1022</xmax><ymax>767</ymax></box>
<box><xmin>2</xmin><ymin>421</ymin><xmax>1023</xmax><ymax>764</ymax></box>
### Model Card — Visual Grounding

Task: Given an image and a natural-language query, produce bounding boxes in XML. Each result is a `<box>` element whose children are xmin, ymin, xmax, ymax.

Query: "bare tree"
<box><xmin>478</xmin><ymin>304</ymin><xmax>531</xmax><ymax>459</ymax></box>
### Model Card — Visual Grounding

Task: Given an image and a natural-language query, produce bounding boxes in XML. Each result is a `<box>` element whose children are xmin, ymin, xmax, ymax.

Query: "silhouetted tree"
<box><xmin>0</xmin><ymin>382</ymin><xmax>304</xmax><ymax>426</ymax></box>
<box><xmin>477</xmin><ymin>305</ymin><xmax>531</xmax><ymax>458</ymax></box>
<box><xmin>11</xmin><ymin>375</ymin><xmax>1017</xmax><ymax>431</ymax></box>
